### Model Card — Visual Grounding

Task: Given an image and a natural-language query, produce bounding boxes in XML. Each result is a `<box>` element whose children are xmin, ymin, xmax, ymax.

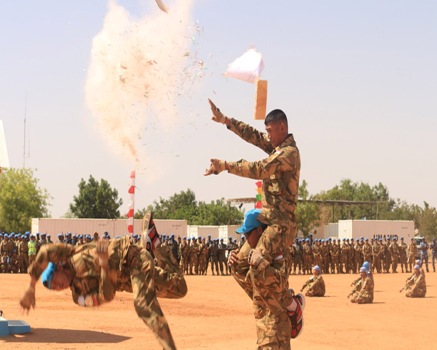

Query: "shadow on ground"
<box><xmin>4</xmin><ymin>328</ymin><xmax>131</xmax><ymax>343</ymax></box>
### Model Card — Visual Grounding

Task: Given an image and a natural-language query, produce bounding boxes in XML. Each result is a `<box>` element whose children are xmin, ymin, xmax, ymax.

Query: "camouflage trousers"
<box><xmin>350</xmin><ymin>293</ymin><xmax>372</xmax><ymax>304</ymax></box>
<box><xmin>126</xmin><ymin>244</ymin><xmax>187</xmax><ymax>350</ymax></box>
<box><xmin>406</xmin><ymin>286</ymin><xmax>426</xmax><ymax>298</ymax></box>
<box><xmin>232</xmin><ymin>239</ymin><xmax>292</xmax><ymax>350</ymax></box>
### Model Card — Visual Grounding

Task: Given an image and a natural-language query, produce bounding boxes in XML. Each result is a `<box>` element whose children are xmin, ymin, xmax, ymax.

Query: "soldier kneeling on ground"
<box><xmin>300</xmin><ymin>265</ymin><xmax>325</xmax><ymax>297</ymax></box>
<box><xmin>400</xmin><ymin>264</ymin><xmax>426</xmax><ymax>298</ymax></box>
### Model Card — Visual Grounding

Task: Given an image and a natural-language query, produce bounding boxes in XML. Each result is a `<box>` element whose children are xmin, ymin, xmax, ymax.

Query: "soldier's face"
<box><xmin>265</xmin><ymin>121</ymin><xmax>286</xmax><ymax>148</ymax></box>
<box><xmin>245</xmin><ymin>227</ymin><xmax>263</xmax><ymax>248</ymax></box>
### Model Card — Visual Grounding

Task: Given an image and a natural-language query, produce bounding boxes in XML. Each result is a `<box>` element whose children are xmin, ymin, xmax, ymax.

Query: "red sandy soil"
<box><xmin>1</xmin><ymin>270</ymin><xmax>436</xmax><ymax>350</ymax></box>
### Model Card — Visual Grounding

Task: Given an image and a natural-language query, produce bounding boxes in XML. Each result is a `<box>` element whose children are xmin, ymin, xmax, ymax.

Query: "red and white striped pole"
<box><xmin>127</xmin><ymin>171</ymin><xmax>135</xmax><ymax>234</ymax></box>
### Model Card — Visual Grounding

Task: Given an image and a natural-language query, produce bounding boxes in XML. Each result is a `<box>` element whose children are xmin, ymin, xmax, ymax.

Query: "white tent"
<box><xmin>0</xmin><ymin>120</ymin><xmax>10</xmax><ymax>168</ymax></box>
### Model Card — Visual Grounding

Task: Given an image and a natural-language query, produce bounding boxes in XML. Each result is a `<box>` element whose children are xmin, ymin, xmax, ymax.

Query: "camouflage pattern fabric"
<box><xmin>28</xmin><ymin>237</ymin><xmax>186</xmax><ymax>350</ymax></box>
<box><xmin>406</xmin><ymin>274</ymin><xmax>426</xmax><ymax>298</ymax></box>
<box><xmin>302</xmin><ymin>275</ymin><xmax>325</xmax><ymax>297</ymax></box>
<box><xmin>350</xmin><ymin>276</ymin><xmax>374</xmax><ymax>304</ymax></box>
<box><xmin>231</xmin><ymin>242</ymin><xmax>292</xmax><ymax>349</ymax></box>
<box><xmin>226</xmin><ymin>118</ymin><xmax>300</xmax><ymax>249</ymax></box>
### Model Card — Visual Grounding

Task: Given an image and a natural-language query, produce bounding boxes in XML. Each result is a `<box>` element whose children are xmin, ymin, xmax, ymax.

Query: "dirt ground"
<box><xmin>1</xmin><ymin>269</ymin><xmax>436</xmax><ymax>350</ymax></box>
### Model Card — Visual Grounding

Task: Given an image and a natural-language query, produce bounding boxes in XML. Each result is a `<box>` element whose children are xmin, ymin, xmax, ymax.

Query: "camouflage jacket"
<box><xmin>28</xmin><ymin>237</ymin><xmax>133</xmax><ymax>307</ymax></box>
<box><xmin>227</xmin><ymin>119</ymin><xmax>300</xmax><ymax>227</ymax></box>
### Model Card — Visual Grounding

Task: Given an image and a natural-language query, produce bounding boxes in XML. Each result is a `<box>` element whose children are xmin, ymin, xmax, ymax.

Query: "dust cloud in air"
<box><xmin>85</xmin><ymin>0</ymin><xmax>202</xmax><ymax>169</ymax></box>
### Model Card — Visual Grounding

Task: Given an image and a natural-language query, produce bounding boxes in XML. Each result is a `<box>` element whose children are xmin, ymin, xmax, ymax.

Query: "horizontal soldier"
<box><xmin>19</xmin><ymin>212</ymin><xmax>187</xmax><ymax>350</ymax></box>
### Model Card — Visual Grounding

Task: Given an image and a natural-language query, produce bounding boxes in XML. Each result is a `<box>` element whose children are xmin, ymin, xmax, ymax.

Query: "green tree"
<box><xmin>296</xmin><ymin>180</ymin><xmax>321</xmax><ymax>237</ymax></box>
<box><xmin>192</xmin><ymin>199</ymin><xmax>243</xmax><ymax>225</ymax></box>
<box><xmin>317</xmin><ymin>179</ymin><xmax>392</xmax><ymax>221</ymax></box>
<box><xmin>70</xmin><ymin>175</ymin><xmax>122</xmax><ymax>218</ymax></box>
<box><xmin>417</xmin><ymin>202</ymin><xmax>437</xmax><ymax>240</ymax></box>
<box><xmin>141</xmin><ymin>189</ymin><xmax>244</xmax><ymax>225</ymax></box>
<box><xmin>0</xmin><ymin>168</ymin><xmax>50</xmax><ymax>232</ymax></box>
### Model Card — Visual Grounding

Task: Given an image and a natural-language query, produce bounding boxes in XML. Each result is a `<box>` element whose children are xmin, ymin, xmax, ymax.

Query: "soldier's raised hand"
<box><xmin>208</xmin><ymin>99</ymin><xmax>227</xmax><ymax>124</ymax></box>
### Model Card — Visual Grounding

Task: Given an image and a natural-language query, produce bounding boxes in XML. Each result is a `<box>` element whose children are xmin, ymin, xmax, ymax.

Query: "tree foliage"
<box><xmin>141</xmin><ymin>189</ymin><xmax>244</xmax><ymax>225</ymax></box>
<box><xmin>0</xmin><ymin>168</ymin><xmax>50</xmax><ymax>232</ymax></box>
<box><xmin>296</xmin><ymin>180</ymin><xmax>321</xmax><ymax>237</ymax></box>
<box><xmin>69</xmin><ymin>175</ymin><xmax>123</xmax><ymax>218</ymax></box>
<box><xmin>311</xmin><ymin>179</ymin><xmax>437</xmax><ymax>239</ymax></box>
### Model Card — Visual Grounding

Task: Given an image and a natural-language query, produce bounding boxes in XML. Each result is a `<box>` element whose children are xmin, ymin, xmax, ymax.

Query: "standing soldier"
<box><xmin>225</xmin><ymin>237</ymin><xmax>236</xmax><ymax>275</ymax></box>
<box><xmin>18</xmin><ymin>234</ymin><xmax>29</xmax><ymax>273</ymax></box>
<box><xmin>419</xmin><ymin>238</ymin><xmax>430</xmax><ymax>273</ymax></box>
<box><xmin>352</xmin><ymin>239</ymin><xmax>359</xmax><ymax>273</ymax></box>
<box><xmin>320</xmin><ymin>240</ymin><xmax>330</xmax><ymax>274</ymax></box>
<box><xmin>347</xmin><ymin>239</ymin><xmax>355</xmax><ymax>273</ymax></box>
<box><xmin>303</xmin><ymin>238</ymin><xmax>313</xmax><ymax>275</ymax></box>
<box><xmin>205</xmin><ymin>235</ymin><xmax>212</xmax><ymax>273</ymax></box>
<box><xmin>312</xmin><ymin>240</ymin><xmax>322</xmax><ymax>271</ymax></box>
<box><xmin>180</xmin><ymin>237</ymin><xmax>190</xmax><ymax>275</ymax></box>
<box><xmin>407</xmin><ymin>238</ymin><xmax>418</xmax><ymax>273</ymax></box>
<box><xmin>372</xmin><ymin>239</ymin><xmax>383</xmax><ymax>274</ymax></box>
<box><xmin>362</xmin><ymin>238</ymin><xmax>372</xmax><ymax>268</ymax></box>
<box><xmin>217</xmin><ymin>239</ymin><xmax>227</xmax><ymax>276</ymax></box>
<box><xmin>292</xmin><ymin>238</ymin><xmax>303</xmax><ymax>275</ymax></box>
<box><xmin>40</xmin><ymin>233</ymin><xmax>48</xmax><ymax>246</ymax></box>
<box><xmin>167</xmin><ymin>235</ymin><xmax>179</xmax><ymax>265</ymax></box>
<box><xmin>209</xmin><ymin>239</ymin><xmax>219</xmax><ymax>275</ymax></box>
<box><xmin>340</xmin><ymin>239</ymin><xmax>349</xmax><ymax>274</ymax></box>
<box><xmin>189</xmin><ymin>238</ymin><xmax>199</xmax><ymax>275</ymax></box>
<box><xmin>399</xmin><ymin>237</ymin><xmax>408</xmax><ymax>273</ymax></box>
<box><xmin>27</xmin><ymin>233</ymin><xmax>39</xmax><ymax>266</ymax></box>
<box><xmin>330</xmin><ymin>239</ymin><xmax>340</xmax><ymax>274</ymax></box>
<box><xmin>389</xmin><ymin>237</ymin><xmax>400</xmax><ymax>273</ymax></box>
<box><xmin>198</xmin><ymin>237</ymin><xmax>208</xmax><ymax>275</ymax></box>
<box><xmin>383</xmin><ymin>237</ymin><xmax>391</xmax><ymax>273</ymax></box>
<box><xmin>431</xmin><ymin>239</ymin><xmax>437</xmax><ymax>273</ymax></box>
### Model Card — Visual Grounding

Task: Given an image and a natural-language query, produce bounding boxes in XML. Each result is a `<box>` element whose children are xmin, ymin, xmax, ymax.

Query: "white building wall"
<box><xmin>336</xmin><ymin>220</ymin><xmax>414</xmax><ymax>241</ymax></box>
<box><xmin>32</xmin><ymin>218</ymin><xmax>240</xmax><ymax>241</ymax></box>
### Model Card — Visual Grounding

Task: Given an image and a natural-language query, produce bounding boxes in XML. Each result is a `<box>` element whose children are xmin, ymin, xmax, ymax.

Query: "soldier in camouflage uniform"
<box><xmin>402</xmin><ymin>265</ymin><xmax>426</xmax><ymax>298</ymax></box>
<box><xmin>189</xmin><ymin>238</ymin><xmax>199</xmax><ymax>275</ymax></box>
<box><xmin>18</xmin><ymin>235</ymin><xmax>29</xmax><ymax>273</ymax></box>
<box><xmin>320</xmin><ymin>240</ymin><xmax>330</xmax><ymax>274</ymax></box>
<box><xmin>179</xmin><ymin>236</ymin><xmax>189</xmax><ymax>274</ymax></box>
<box><xmin>312</xmin><ymin>239</ymin><xmax>322</xmax><ymax>271</ymax></box>
<box><xmin>228</xmin><ymin>209</ymin><xmax>305</xmax><ymax>349</ymax></box>
<box><xmin>347</xmin><ymin>239</ymin><xmax>355</xmax><ymax>273</ymax></box>
<box><xmin>20</xmin><ymin>211</ymin><xmax>187</xmax><ymax>350</ymax></box>
<box><xmin>407</xmin><ymin>238</ymin><xmax>417</xmax><ymax>273</ymax></box>
<box><xmin>372</xmin><ymin>239</ymin><xmax>383</xmax><ymax>273</ymax></box>
<box><xmin>330</xmin><ymin>239</ymin><xmax>340</xmax><ymax>274</ymax></box>
<box><xmin>399</xmin><ymin>237</ymin><xmax>408</xmax><ymax>273</ymax></box>
<box><xmin>292</xmin><ymin>238</ymin><xmax>303</xmax><ymax>275</ymax></box>
<box><xmin>209</xmin><ymin>239</ymin><xmax>220</xmax><ymax>275</ymax></box>
<box><xmin>300</xmin><ymin>265</ymin><xmax>325</xmax><ymax>297</ymax></box>
<box><xmin>217</xmin><ymin>239</ymin><xmax>227</xmax><ymax>275</ymax></box>
<box><xmin>206</xmin><ymin>100</ymin><xmax>302</xmax><ymax>349</ymax></box>
<box><xmin>198</xmin><ymin>237</ymin><xmax>208</xmax><ymax>275</ymax></box>
<box><xmin>303</xmin><ymin>238</ymin><xmax>313</xmax><ymax>275</ymax></box>
<box><xmin>362</xmin><ymin>239</ymin><xmax>372</xmax><ymax>268</ymax></box>
<box><xmin>384</xmin><ymin>237</ymin><xmax>392</xmax><ymax>273</ymax></box>
<box><xmin>389</xmin><ymin>237</ymin><xmax>400</xmax><ymax>273</ymax></box>
<box><xmin>340</xmin><ymin>239</ymin><xmax>349</xmax><ymax>273</ymax></box>
<box><xmin>349</xmin><ymin>267</ymin><xmax>374</xmax><ymax>304</ymax></box>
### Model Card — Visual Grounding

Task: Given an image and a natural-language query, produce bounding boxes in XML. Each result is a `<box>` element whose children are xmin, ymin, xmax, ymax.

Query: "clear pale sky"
<box><xmin>1</xmin><ymin>0</ymin><xmax>436</xmax><ymax>218</ymax></box>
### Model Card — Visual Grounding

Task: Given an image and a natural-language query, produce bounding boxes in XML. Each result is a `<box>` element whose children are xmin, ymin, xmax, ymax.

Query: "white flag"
<box><xmin>224</xmin><ymin>48</ymin><xmax>264</xmax><ymax>84</ymax></box>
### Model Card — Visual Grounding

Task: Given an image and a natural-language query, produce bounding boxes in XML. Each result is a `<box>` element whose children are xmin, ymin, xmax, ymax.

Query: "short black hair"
<box><xmin>264</xmin><ymin>109</ymin><xmax>287</xmax><ymax>125</ymax></box>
